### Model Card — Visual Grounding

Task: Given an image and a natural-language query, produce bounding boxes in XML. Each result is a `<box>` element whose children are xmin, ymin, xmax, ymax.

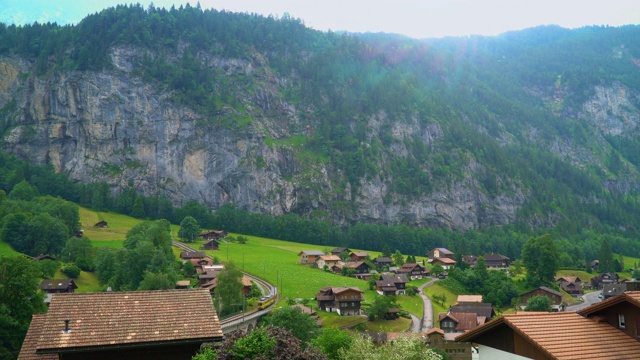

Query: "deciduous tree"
<box><xmin>178</xmin><ymin>216</ymin><xmax>200</xmax><ymax>243</ymax></box>
<box><xmin>524</xmin><ymin>295</ymin><xmax>552</xmax><ymax>312</ymax></box>
<box><xmin>261</xmin><ymin>306</ymin><xmax>320</xmax><ymax>344</ymax></box>
<box><xmin>522</xmin><ymin>234</ymin><xmax>559</xmax><ymax>287</ymax></box>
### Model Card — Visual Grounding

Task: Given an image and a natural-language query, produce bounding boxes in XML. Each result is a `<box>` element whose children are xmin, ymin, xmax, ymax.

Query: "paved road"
<box><xmin>565</xmin><ymin>290</ymin><xmax>602</xmax><ymax>311</ymax></box>
<box><xmin>417</xmin><ymin>277</ymin><xmax>439</xmax><ymax>331</ymax></box>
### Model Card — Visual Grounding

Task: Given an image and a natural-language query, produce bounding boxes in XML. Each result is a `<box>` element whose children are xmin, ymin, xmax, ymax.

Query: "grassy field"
<box><xmin>54</xmin><ymin>269</ymin><xmax>103</xmax><ymax>293</ymax></box>
<box><xmin>316</xmin><ymin>311</ymin><xmax>367</xmax><ymax>328</ymax></box>
<box><xmin>423</xmin><ymin>282</ymin><xmax>458</xmax><ymax>318</ymax></box>
<box><xmin>0</xmin><ymin>240</ymin><xmax>19</xmax><ymax>257</ymax></box>
<box><xmin>365</xmin><ymin>317</ymin><xmax>412</xmax><ymax>332</ymax></box>
<box><xmin>396</xmin><ymin>294</ymin><xmax>424</xmax><ymax>318</ymax></box>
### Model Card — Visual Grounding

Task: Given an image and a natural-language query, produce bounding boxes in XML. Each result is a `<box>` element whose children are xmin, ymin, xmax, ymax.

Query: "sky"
<box><xmin>0</xmin><ymin>0</ymin><xmax>639</xmax><ymax>39</ymax></box>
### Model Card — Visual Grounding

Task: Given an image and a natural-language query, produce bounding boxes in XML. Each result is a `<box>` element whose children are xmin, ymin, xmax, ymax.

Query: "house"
<box><xmin>190</xmin><ymin>258</ymin><xmax>213</xmax><ymax>274</ymax></box>
<box><xmin>349</xmin><ymin>251</ymin><xmax>369</xmax><ymax>261</ymax></box>
<box><xmin>375</xmin><ymin>273</ymin><xmax>409</xmax><ymax>296</ymax></box>
<box><xmin>449</xmin><ymin>302</ymin><xmax>495</xmax><ymax>320</ymax></box>
<box><xmin>316</xmin><ymin>255</ymin><xmax>341</xmax><ymax>269</ymax></box>
<box><xmin>427</xmin><ymin>247</ymin><xmax>454</xmax><ymax>260</ymax></box>
<box><xmin>315</xmin><ymin>286</ymin><xmax>364</xmax><ymax>316</ymax></box>
<box><xmin>560</xmin><ymin>281</ymin><xmax>583</xmax><ymax>296</ymax></box>
<box><xmin>199</xmin><ymin>230</ymin><xmax>227</xmax><ymax>241</ymax></box>
<box><xmin>592</xmin><ymin>272</ymin><xmax>620</xmax><ymax>289</ymax></box>
<box><xmin>17</xmin><ymin>289</ymin><xmax>223</xmax><ymax>360</ymax></box>
<box><xmin>520</xmin><ymin>286</ymin><xmax>563</xmax><ymax>306</ymax></box>
<box><xmin>180</xmin><ymin>251</ymin><xmax>207</xmax><ymax>262</ymax></box>
<box><xmin>93</xmin><ymin>220</ymin><xmax>108</xmax><ymax>228</ymax></box>
<box><xmin>456</xmin><ymin>311</ymin><xmax>640</xmax><ymax>360</ymax></box>
<box><xmin>373</xmin><ymin>257</ymin><xmax>394</xmax><ymax>269</ymax></box>
<box><xmin>39</xmin><ymin>279</ymin><xmax>78</xmax><ymax>305</ymax></box>
<box><xmin>241</xmin><ymin>276</ymin><xmax>253</xmax><ymax>297</ymax></box>
<box><xmin>291</xmin><ymin>304</ymin><xmax>323</xmax><ymax>326</ymax></box>
<box><xmin>298</xmin><ymin>250</ymin><xmax>325</xmax><ymax>264</ymax></box>
<box><xmin>396</xmin><ymin>263</ymin><xmax>427</xmax><ymax>280</ymax></box>
<box><xmin>577</xmin><ymin>291</ymin><xmax>640</xmax><ymax>339</ymax></box>
<box><xmin>602</xmin><ymin>283</ymin><xmax>627</xmax><ymax>299</ymax></box>
<box><xmin>198</xmin><ymin>271</ymin><xmax>218</xmax><ymax>286</ymax></box>
<box><xmin>482</xmin><ymin>253</ymin><xmax>510</xmax><ymax>270</ymax></box>
<box><xmin>439</xmin><ymin>311</ymin><xmax>485</xmax><ymax>333</ymax></box>
<box><xmin>425</xmin><ymin>327</ymin><xmax>472</xmax><ymax>360</ymax></box>
<box><xmin>335</xmin><ymin>261</ymin><xmax>371</xmax><ymax>279</ymax></box>
<box><xmin>456</xmin><ymin>295</ymin><xmax>483</xmax><ymax>305</ymax></box>
<box><xmin>199</xmin><ymin>239</ymin><xmax>220</xmax><ymax>250</ymax></box>
<box><xmin>430</xmin><ymin>257</ymin><xmax>457</xmax><ymax>270</ymax></box>
<box><xmin>330</xmin><ymin>247</ymin><xmax>351</xmax><ymax>257</ymax></box>
<box><xmin>555</xmin><ymin>275</ymin><xmax>583</xmax><ymax>285</ymax></box>
<box><xmin>462</xmin><ymin>255</ymin><xmax>478</xmax><ymax>268</ymax></box>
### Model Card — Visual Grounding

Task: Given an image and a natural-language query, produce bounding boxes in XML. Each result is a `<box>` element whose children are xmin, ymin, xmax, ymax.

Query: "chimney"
<box><xmin>62</xmin><ymin>319</ymin><xmax>71</xmax><ymax>333</ymax></box>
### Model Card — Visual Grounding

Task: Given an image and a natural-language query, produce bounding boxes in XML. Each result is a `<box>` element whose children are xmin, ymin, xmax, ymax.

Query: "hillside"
<box><xmin>1</xmin><ymin>5</ymin><xmax>640</xmax><ymax>240</ymax></box>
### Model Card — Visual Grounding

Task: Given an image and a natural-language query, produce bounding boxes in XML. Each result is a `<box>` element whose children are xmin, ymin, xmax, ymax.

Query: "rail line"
<box><xmin>172</xmin><ymin>241</ymin><xmax>277</xmax><ymax>326</ymax></box>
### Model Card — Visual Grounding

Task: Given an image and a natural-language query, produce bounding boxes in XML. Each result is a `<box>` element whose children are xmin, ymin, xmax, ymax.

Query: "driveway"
<box><xmin>566</xmin><ymin>290</ymin><xmax>602</xmax><ymax>311</ymax></box>
<box><xmin>417</xmin><ymin>277</ymin><xmax>439</xmax><ymax>331</ymax></box>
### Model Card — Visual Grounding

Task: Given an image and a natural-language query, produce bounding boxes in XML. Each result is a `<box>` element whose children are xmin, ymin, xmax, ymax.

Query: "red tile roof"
<box><xmin>457</xmin><ymin>311</ymin><xmax>640</xmax><ymax>359</ymax></box>
<box><xmin>17</xmin><ymin>315</ymin><xmax>57</xmax><ymax>360</ymax></box>
<box><xmin>35</xmin><ymin>289</ymin><xmax>223</xmax><ymax>354</ymax></box>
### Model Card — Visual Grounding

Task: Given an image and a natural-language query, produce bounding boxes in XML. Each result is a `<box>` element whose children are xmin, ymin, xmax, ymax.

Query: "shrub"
<box><xmin>61</xmin><ymin>264</ymin><xmax>81</xmax><ymax>278</ymax></box>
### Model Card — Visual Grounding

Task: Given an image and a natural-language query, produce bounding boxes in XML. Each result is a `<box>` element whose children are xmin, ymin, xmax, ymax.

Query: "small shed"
<box><xmin>94</xmin><ymin>221</ymin><xmax>108</xmax><ymax>228</ymax></box>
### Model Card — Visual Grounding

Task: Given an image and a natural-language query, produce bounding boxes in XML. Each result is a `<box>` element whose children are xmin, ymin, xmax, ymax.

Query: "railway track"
<box><xmin>172</xmin><ymin>241</ymin><xmax>277</xmax><ymax>326</ymax></box>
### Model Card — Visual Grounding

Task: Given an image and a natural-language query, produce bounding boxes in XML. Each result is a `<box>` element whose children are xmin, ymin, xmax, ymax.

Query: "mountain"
<box><xmin>1</xmin><ymin>4</ymin><xmax>640</xmax><ymax>235</ymax></box>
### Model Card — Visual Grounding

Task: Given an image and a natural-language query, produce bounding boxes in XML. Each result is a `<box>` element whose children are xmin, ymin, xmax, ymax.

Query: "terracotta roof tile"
<box><xmin>18</xmin><ymin>315</ymin><xmax>57</xmax><ymax>360</ymax></box>
<box><xmin>319</xmin><ymin>255</ymin><xmax>341</xmax><ymax>261</ymax></box>
<box><xmin>36</xmin><ymin>289</ymin><xmax>223</xmax><ymax>353</ymax></box>
<box><xmin>457</xmin><ymin>311</ymin><xmax>640</xmax><ymax>360</ymax></box>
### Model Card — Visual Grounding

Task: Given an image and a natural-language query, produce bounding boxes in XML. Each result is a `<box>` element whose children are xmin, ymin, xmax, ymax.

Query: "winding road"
<box><xmin>409</xmin><ymin>277</ymin><xmax>439</xmax><ymax>332</ymax></box>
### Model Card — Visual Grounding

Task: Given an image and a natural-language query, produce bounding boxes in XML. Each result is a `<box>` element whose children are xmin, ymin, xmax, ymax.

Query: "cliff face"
<box><xmin>1</xmin><ymin>45</ymin><xmax>636</xmax><ymax>230</ymax></box>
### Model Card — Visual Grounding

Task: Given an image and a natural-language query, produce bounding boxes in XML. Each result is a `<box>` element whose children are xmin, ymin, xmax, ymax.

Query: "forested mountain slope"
<box><xmin>1</xmin><ymin>4</ymin><xmax>640</xmax><ymax>236</ymax></box>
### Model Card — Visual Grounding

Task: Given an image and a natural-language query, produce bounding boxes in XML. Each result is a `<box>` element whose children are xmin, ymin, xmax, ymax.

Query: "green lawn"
<box><xmin>54</xmin><ymin>269</ymin><xmax>103</xmax><ymax>293</ymax></box>
<box><xmin>316</xmin><ymin>311</ymin><xmax>367</xmax><ymax>329</ymax></box>
<box><xmin>365</xmin><ymin>317</ymin><xmax>412</xmax><ymax>332</ymax></box>
<box><xmin>423</xmin><ymin>282</ymin><xmax>458</xmax><ymax>319</ymax></box>
<box><xmin>0</xmin><ymin>240</ymin><xmax>19</xmax><ymax>257</ymax></box>
<box><xmin>396</xmin><ymin>294</ymin><xmax>424</xmax><ymax>318</ymax></box>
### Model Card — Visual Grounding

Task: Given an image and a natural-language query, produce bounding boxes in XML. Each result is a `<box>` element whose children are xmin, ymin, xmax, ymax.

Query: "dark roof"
<box><xmin>429</xmin><ymin>247</ymin><xmax>453</xmax><ymax>255</ymax></box>
<box><xmin>440</xmin><ymin>312</ymin><xmax>479</xmax><ymax>331</ymax></box>
<box><xmin>449</xmin><ymin>303</ymin><xmax>495</xmax><ymax>319</ymax></box>
<box><xmin>32</xmin><ymin>289</ymin><xmax>223</xmax><ymax>354</ymax></box>
<box><xmin>39</xmin><ymin>279</ymin><xmax>76</xmax><ymax>291</ymax></box>
<box><xmin>331</xmin><ymin>247</ymin><xmax>350</xmax><ymax>253</ymax></box>
<box><xmin>373</xmin><ymin>257</ymin><xmax>393</xmax><ymax>263</ymax></box>
<box><xmin>602</xmin><ymin>283</ymin><xmax>627</xmax><ymax>298</ymax></box>
<box><xmin>482</xmin><ymin>253</ymin><xmax>510</xmax><ymax>261</ymax></box>
<box><xmin>456</xmin><ymin>311</ymin><xmax>640</xmax><ymax>360</ymax></box>
<box><xmin>376</xmin><ymin>273</ymin><xmax>409</xmax><ymax>287</ymax></box>
<box><xmin>180</xmin><ymin>251</ymin><xmax>207</xmax><ymax>259</ymax></box>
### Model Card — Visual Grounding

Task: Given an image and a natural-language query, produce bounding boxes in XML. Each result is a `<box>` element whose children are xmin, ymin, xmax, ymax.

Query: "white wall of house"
<box><xmin>478</xmin><ymin>345</ymin><xmax>532</xmax><ymax>360</ymax></box>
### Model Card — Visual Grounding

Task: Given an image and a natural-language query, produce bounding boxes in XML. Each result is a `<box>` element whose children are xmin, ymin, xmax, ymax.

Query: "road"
<box><xmin>413</xmin><ymin>277</ymin><xmax>439</xmax><ymax>332</ymax></box>
<box><xmin>565</xmin><ymin>290</ymin><xmax>602</xmax><ymax>311</ymax></box>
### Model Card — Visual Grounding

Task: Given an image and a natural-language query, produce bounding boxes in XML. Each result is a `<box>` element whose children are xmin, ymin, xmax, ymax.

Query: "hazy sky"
<box><xmin>1</xmin><ymin>0</ymin><xmax>639</xmax><ymax>38</ymax></box>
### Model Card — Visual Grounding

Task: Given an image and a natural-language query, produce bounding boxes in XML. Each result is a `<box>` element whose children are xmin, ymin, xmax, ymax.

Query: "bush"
<box><xmin>34</xmin><ymin>259</ymin><xmax>60</xmax><ymax>278</ymax></box>
<box><xmin>61</xmin><ymin>264</ymin><xmax>81</xmax><ymax>278</ymax></box>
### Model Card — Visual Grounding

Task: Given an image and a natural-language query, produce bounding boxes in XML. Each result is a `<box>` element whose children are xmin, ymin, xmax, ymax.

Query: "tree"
<box><xmin>338</xmin><ymin>334</ymin><xmax>442</xmax><ymax>360</ymax></box>
<box><xmin>1</xmin><ymin>212</ymin><xmax>31</xmax><ymax>254</ymax></box>
<box><xmin>27</xmin><ymin>212</ymin><xmax>69</xmax><ymax>256</ymax></box>
<box><xmin>430</xmin><ymin>263</ymin><xmax>444</xmax><ymax>276</ymax></box>
<box><xmin>368</xmin><ymin>295</ymin><xmax>398</xmax><ymax>320</ymax></box>
<box><xmin>196</xmin><ymin>325</ymin><xmax>326</xmax><ymax>360</ymax></box>
<box><xmin>261</xmin><ymin>306</ymin><xmax>320</xmax><ymax>344</ymax></box>
<box><xmin>62</xmin><ymin>236</ymin><xmax>94</xmax><ymax>271</ymax></box>
<box><xmin>178</xmin><ymin>216</ymin><xmax>200</xmax><ymax>243</ymax></box>
<box><xmin>522</xmin><ymin>234</ymin><xmax>559</xmax><ymax>287</ymax></box>
<box><xmin>524</xmin><ymin>295</ymin><xmax>552</xmax><ymax>312</ymax></box>
<box><xmin>138</xmin><ymin>271</ymin><xmax>175</xmax><ymax>290</ymax></box>
<box><xmin>0</xmin><ymin>256</ymin><xmax>46</xmax><ymax>358</ymax></box>
<box><xmin>216</xmin><ymin>261</ymin><xmax>243</xmax><ymax>316</ymax></box>
<box><xmin>34</xmin><ymin>259</ymin><xmax>60</xmax><ymax>278</ymax></box>
<box><xmin>312</xmin><ymin>328</ymin><xmax>353</xmax><ymax>360</ymax></box>
<box><xmin>392</xmin><ymin>250</ymin><xmax>405</xmax><ymax>267</ymax></box>
<box><xmin>432</xmin><ymin>294</ymin><xmax>446</xmax><ymax>307</ymax></box>
<box><xmin>61</xmin><ymin>264</ymin><xmax>81</xmax><ymax>278</ymax></box>
<box><xmin>598</xmin><ymin>239</ymin><xmax>615</xmax><ymax>273</ymax></box>
<box><xmin>474</xmin><ymin>256</ymin><xmax>488</xmax><ymax>280</ymax></box>
<box><xmin>382</xmin><ymin>244</ymin><xmax>392</xmax><ymax>258</ymax></box>
<box><xmin>632</xmin><ymin>269</ymin><xmax>640</xmax><ymax>280</ymax></box>
<box><xmin>510</xmin><ymin>260</ymin><xmax>524</xmax><ymax>276</ymax></box>
<box><xmin>131</xmin><ymin>195</ymin><xmax>145</xmax><ymax>218</ymax></box>
<box><xmin>8</xmin><ymin>180</ymin><xmax>38</xmax><ymax>201</ymax></box>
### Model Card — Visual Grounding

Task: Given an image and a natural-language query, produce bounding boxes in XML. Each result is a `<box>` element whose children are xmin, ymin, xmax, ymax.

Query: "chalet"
<box><xmin>427</xmin><ymin>247</ymin><xmax>454</xmax><ymax>260</ymax></box>
<box><xmin>315</xmin><ymin>286</ymin><xmax>364</xmax><ymax>316</ymax></box>
<box><xmin>199</xmin><ymin>230</ymin><xmax>227</xmax><ymax>241</ymax></box>
<box><xmin>449</xmin><ymin>302</ymin><xmax>495</xmax><ymax>320</ymax></box>
<box><xmin>201</xmin><ymin>278</ymin><xmax>218</xmax><ymax>295</ymax></box>
<box><xmin>349</xmin><ymin>251</ymin><xmax>369</xmax><ymax>261</ymax></box>
<box><xmin>577</xmin><ymin>291</ymin><xmax>640</xmax><ymax>339</ymax></box>
<box><xmin>190</xmin><ymin>258</ymin><xmax>213</xmax><ymax>274</ymax></box>
<box><xmin>330</xmin><ymin>247</ymin><xmax>351</xmax><ymax>257</ymax></box>
<box><xmin>560</xmin><ymin>281</ymin><xmax>583</xmax><ymax>296</ymax></box>
<box><xmin>520</xmin><ymin>286</ymin><xmax>563</xmax><ymax>306</ymax></box>
<box><xmin>241</xmin><ymin>276</ymin><xmax>252</xmax><ymax>297</ymax></box>
<box><xmin>462</xmin><ymin>255</ymin><xmax>478</xmax><ymax>268</ymax></box>
<box><xmin>482</xmin><ymin>253</ymin><xmax>510</xmax><ymax>270</ymax></box>
<box><xmin>425</xmin><ymin>328</ymin><xmax>472</xmax><ymax>360</ymax></box>
<box><xmin>316</xmin><ymin>255</ymin><xmax>341</xmax><ymax>269</ymax></box>
<box><xmin>372</xmin><ymin>256</ymin><xmax>394</xmax><ymax>269</ymax></box>
<box><xmin>298</xmin><ymin>250</ymin><xmax>325</xmax><ymax>264</ymax></box>
<box><xmin>430</xmin><ymin>257</ymin><xmax>457</xmax><ymax>270</ymax></box>
<box><xmin>93</xmin><ymin>220</ymin><xmax>108</xmax><ymax>228</ymax></box>
<box><xmin>198</xmin><ymin>271</ymin><xmax>218</xmax><ymax>286</ymax></box>
<box><xmin>439</xmin><ymin>311</ymin><xmax>486</xmax><ymax>333</ymax></box>
<box><xmin>456</xmin><ymin>295</ymin><xmax>483</xmax><ymax>305</ymax></box>
<box><xmin>17</xmin><ymin>289</ymin><xmax>223</xmax><ymax>360</ymax></box>
<box><xmin>456</xmin><ymin>311</ymin><xmax>640</xmax><ymax>360</ymax></box>
<box><xmin>180</xmin><ymin>251</ymin><xmax>207</xmax><ymax>262</ymax></box>
<box><xmin>555</xmin><ymin>275</ymin><xmax>583</xmax><ymax>285</ymax></box>
<box><xmin>375</xmin><ymin>273</ymin><xmax>409</xmax><ymax>296</ymax></box>
<box><xmin>396</xmin><ymin>263</ymin><xmax>427</xmax><ymax>280</ymax></box>
<box><xmin>602</xmin><ymin>283</ymin><xmax>627</xmax><ymax>299</ymax></box>
<box><xmin>333</xmin><ymin>261</ymin><xmax>371</xmax><ymax>279</ymax></box>
<box><xmin>40</xmin><ymin>279</ymin><xmax>77</xmax><ymax>305</ymax></box>
<box><xmin>591</xmin><ymin>272</ymin><xmax>620</xmax><ymax>289</ymax></box>
<box><xmin>199</xmin><ymin>239</ymin><xmax>220</xmax><ymax>250</ymax></box>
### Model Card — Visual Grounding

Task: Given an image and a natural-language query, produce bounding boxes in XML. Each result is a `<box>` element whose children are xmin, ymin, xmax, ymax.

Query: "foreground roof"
<box><xmin>578</xmin><ymin>291</ymin><xmax>640</xmax><ymax>315</ymax></box>
<box><xmin>456</xmin><ymin>311</ymin><xmax>640</xmax><ymax>360</ymax></box>
<box><xmin>17</xmin><ymin>315</ymin><xmax>56</xmax><ymax>360</ymax></box>
<box><xmin>35</xmin><ymin>289</ymin><xmax>223</xmax><ymax>353</ymax></box>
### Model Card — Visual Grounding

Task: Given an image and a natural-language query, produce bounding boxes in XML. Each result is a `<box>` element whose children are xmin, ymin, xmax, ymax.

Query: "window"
<box><xmin>619</xmin><ymin>314</ymin><xmax>626</xmax><ymax>329</ymax></box>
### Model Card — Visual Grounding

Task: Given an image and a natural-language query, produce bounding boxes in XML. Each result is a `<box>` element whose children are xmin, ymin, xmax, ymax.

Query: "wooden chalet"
<box><xmin>17</xmin><ymin>289</ymin><xmax>223</xmax><ymax>360</ymax></box>
<box><xmin>32</xmin><ymin>254</ymin><xmax>57</xmax><ymax>262</ymax></box>
<box><xmin>439</xmin><ymin>311</ymin><xmax>486</xmax><ymax>333</ymax></box>
<box><xmin>315</xmin><ymin>286</ymin><xmax>364</xmax><ymax>316</ymax></box>
<box><xmin>349</xmin><ymin>251</ymin><xmax>369</xmax><ymax>261</ymax></box>
<box><xmin>373</xmin><ymin>256</ymin><xmax>394</xmax><ymax>269</ymax></box>
<box><xmin>426</xmin><ymin>328</ymin><xmax>473</xmax><ymax>360</ymax></box>
<box><xmin>592</xmin><ymin>272</ymin><xmax>620</xmax><ymax>289</ymax></box>
<box><xmin>427</xmin><ymin>247</ymin><xmax>454</xmax><ymax>260</ymax></box>
<box><xmin>375</xmin><ymin>273</ymin><xmax>409</xmax><ymax>296</ymax></box>
<box><xmin>396</xmin><ymin>262</ymin><xmax>428</xmax><ymax>280</ymax></box>
<box><xmin>520</xmin><ymin>286</ymin><xmax>563</xmax><ymax>306</ymax></box>
<box><xmin>482</xmin><ymin>253</ymin><xmax>510</xmax><ymax>270</ymax></box>
<box><xmin>180</xmin><ymin>251</ymin><xmax>207</xmax><ymax>261</ymax></box>
<box><xmin>462</xmin><ymin>255</ymin><xmax>478</xmax><ymax>268</ymax></box>
<box><xmin>330</xmin><ymin>247</ymin><xmax>351</xmax><ymax>257</ymax></box>
<box><xmin>316</xmin><ymin>255</ymin><xmax>341</xmax><ymax>269</ymax></box>
<box><xmin>602</xmin><ymin>283</ymin><xmax>627</xmax><ymax>299</ymax></box>
<box><xmin>199</xmin><ymin>230</ymin><xmax>227</xmax><ymax>241</ymax></box>
<box><xmin>430</xmin><ymin>257</ymin><xmax>457</xmax><ymax>270</ymax></box>
<box><xmin>298</xmin><ymin>250</ymin><xmax>325</xmax><ymax>264</ymax></box>
<box><xmin>93</xmin><ymin>220</ymin><xmax>108</xmax><ymax>228</ymax></box>
<box><xmin>241</xmin><ymin>276</ymin><xmax>253</xmax><ymax>297</ymax></box>
<box><xmin>39</xmin><ymin>279</ymin><xmax>77</xmax><ymax>305</ymax></box>
<box><xmin>560</xmin><ymin>281</ymin><xmax>583</xmax><ymax>296</ymax></box>
<box><xmin>456</xmin><ymin>295</ymin><xmax>483</xmax><ymax>305</ymax></box>
<box><xmin>199</xmin><ymin>238</ymin><xmax>219</xmax><ymax>250</ymax></box>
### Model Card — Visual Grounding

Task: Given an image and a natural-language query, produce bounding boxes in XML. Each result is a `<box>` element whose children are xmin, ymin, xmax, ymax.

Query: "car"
<box><xmin>438</xmin><ymin>274</ymin><xmax>446</xmax><ymax>279</ymax></box>
<box><xmin>598</xmin><ymin>293</ymin><xmax>603</xmax><ymax>299</ymax></box>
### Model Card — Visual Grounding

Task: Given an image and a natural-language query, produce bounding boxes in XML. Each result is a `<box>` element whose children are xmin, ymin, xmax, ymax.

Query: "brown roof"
<box><xmin>578</xmin><ymin>291</ymin><xmax>640</xmax><ymax>315</ymax></box>
<box><xmin>457</xmin><ymin>295</ymin><xmax>483</xmax><ymax>304</ymax></box>
<box><xmin>521</xmin><ymin>286</ymin><xmax>563</xmax><ymax>298</ymax></box>
<box><xmin>180</xmin><ymin>251</ymin><xmax>207</xmax><ymax>259</ymax></box>
<box><xmin>35</xmin><ymin>289</ymin><xmax>223</xmax><ymax>353</ymax></box>
<box><xmin>242</xmin><ymin>276</ymin><xmax>252</xmax><ymax>287</ymax></box>
<box><xmin>456</xmin><ymin>311</ymin><xmax>640</xmax><ymax>360</ymax></box>
<box><xmin>350</xmin><ymin>252</ymin><xmax>369</xmax><ymax>258</ymax></box>
<box><xmin>426</xmin><ymin>327</ymin><xmax>445</xmax><ymax>336</ymax></box>
<box><xmin>431</xmin><ymin>257</ymin><xmax>457</xmax><ymax>264</ymax></box>
<box><xmin>441</xmin><ymin>312</ymin><xmax>479</xmax><ymax>331</ymax></box>
<box><xmin>17</xmin><ymin>315</ymin><xmax>57</xmax><ymax>360</ymax></box>
<box><xmin>319</xmin><ymin>255</ymin><xmax>341</xmax><ymax>261</ymax></box>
